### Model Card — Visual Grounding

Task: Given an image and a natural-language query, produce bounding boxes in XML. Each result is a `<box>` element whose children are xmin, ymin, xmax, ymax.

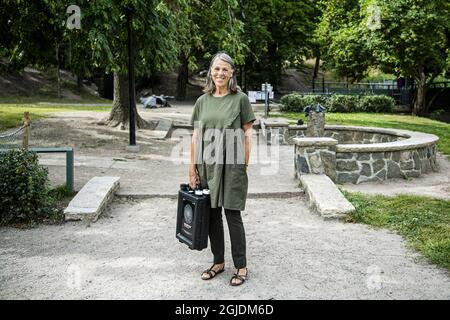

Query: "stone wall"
<box><xmin>336</xmin><ymin>145</ymin><xmax>438</xmax><ymax>184</ymax></box>
<box><xmin>288</xmin><ymin>127</ymin><xmax>404</xmax><ymax>144</ymax></box>
<box><xmin>294</xmin><ymin>138</ymin><xmax>337</xmax><ymax>182</ymax></box>
<box><xmin>292</xmin><ymin>125</ymin><xmax>439</xmax><ymax>184</ymax></box>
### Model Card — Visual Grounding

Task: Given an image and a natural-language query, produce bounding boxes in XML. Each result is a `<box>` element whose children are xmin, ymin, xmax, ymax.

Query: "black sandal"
<box><xmin>201</xmin><ymin>264</ymin><xmax>225</xmax><ymax>280</ymax></box>
<box><xmin>230</xmin><ymin>268</ymin><xmax>248</xmax><ymax>286</ymax></box>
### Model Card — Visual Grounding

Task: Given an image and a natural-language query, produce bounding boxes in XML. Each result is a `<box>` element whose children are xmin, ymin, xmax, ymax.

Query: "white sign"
<box><xmin>248</xmin><ymin>91</ymin><xmax>257</xmax><ymax>103</ymax></box>
<box><xmin>247</xmin><ymin>91</ymin><xmax>274</xmax><ymax>102</ymax></box>
<box><xmin>261</xmin><ymin>84</ymin><xmax>273</xmax><ymax>92</ymax></box>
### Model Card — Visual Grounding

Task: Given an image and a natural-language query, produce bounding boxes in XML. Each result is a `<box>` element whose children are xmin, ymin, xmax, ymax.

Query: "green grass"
<box><xmin>276</xmin><ymin>112</ymin><xmax>450</xmax><ymax>156</ymax></box>
<box><xmin>343</xmin><ymin>191</ymin><xmax>450</xmax><ymax>272</ymax></box>
<box><xmin>0</xmin><ymin>94</ymin><xmax>111</xmax><ymax>104</ymax></box>
<box><xmin>0</xmin><ymin>103</ymin><xmax>111</xmax><ymax>131</ymax></box>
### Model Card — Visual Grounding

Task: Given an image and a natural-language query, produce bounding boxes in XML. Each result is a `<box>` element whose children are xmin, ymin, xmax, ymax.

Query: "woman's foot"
<box><xmin>230</xmin><ymin>267</ymin><xmax>248</xmax><ymax>286</ymax></box>
<box><xmin>201</xmin><ymin>263</ymin><xmax>225</xmax><ymax>280</ymax></box>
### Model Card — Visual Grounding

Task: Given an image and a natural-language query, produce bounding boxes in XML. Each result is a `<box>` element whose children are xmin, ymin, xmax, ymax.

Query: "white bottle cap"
<box><xmin>202</xmin><ymin>189</ymin><xmax>210</xmax><ymax>195</ymax></box>
<box><xmin>195</xmin><ymin>190</ymin><xmax>203</xmax><ymax>196</ymax></box>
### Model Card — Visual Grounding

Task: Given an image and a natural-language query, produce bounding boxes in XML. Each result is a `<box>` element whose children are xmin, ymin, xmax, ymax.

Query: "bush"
<box><xmin>327</xmin><ymin>95</ymin><xmax>359</xmax><ymax>112</ymax></box>
<box><xmin>280</xmin><ymin>93</ymin><xmax>395</xmax><ymax>113</ymax></box>
<box><xmin>0</xmin><ymin>149</ymin><xmax>56</xmax><ymax>225</ymax></box>
<box><xmin>358</xmin><ymin>95</ymin><xmax>395</xmax><ymax>113</ymax></box>
<box><xmin>280</xmin><ymin>94</ymin><xmax>327</xmax><ymax>112</ymax></box>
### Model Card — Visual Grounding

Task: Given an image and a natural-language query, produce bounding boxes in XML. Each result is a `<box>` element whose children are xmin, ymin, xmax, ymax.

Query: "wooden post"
<box><xmin>22</xmin><ymin>112</ymin><xmax>30</xmax><ymax>149</ymax></box>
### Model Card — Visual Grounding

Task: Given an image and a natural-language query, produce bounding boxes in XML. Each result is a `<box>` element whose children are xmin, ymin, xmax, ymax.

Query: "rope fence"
<box><xmin>0</xmin><ymin>112</ymin><xmax>31</xmax><ymax>149</ymax></box>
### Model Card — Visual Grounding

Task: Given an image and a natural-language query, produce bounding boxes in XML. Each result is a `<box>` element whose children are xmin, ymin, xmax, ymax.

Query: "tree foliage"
<box><xmin>242</xmin><ymin>0</ymin><xmax>319</xmax><ymax>89</ymax></box>
<box><xmin>317</xmin><ymin>0</ymin><xmax>450</xmax><ymax>115</ymax></box>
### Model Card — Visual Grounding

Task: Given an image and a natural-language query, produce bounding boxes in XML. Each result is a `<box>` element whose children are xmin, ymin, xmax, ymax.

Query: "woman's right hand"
<box><xmin>189</xmin><ymin>170</ymin><xmax>200</xmax><ymax>189</ymax></box>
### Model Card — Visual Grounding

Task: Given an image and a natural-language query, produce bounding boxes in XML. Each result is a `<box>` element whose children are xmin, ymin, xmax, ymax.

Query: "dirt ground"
<box><xmin>25</xmin><ymin>103</ymin><xmax>450</xmax><ymax>200</ymax></box>
<box><xmin>1</xmin><ymin>103</ymin><xmax>449</xmax><ymax>300</ymax></box>
<box><xmin>1</xmin><ymin>197</ymin><xmax>449</xmax><ymax>300</ymax></box>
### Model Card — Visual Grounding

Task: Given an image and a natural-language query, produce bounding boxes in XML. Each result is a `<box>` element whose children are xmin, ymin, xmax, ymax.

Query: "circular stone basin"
<box><xmin>289</xmin><ymin>125</ymin><xmax>439</xmax><ymax>184</ymax></box>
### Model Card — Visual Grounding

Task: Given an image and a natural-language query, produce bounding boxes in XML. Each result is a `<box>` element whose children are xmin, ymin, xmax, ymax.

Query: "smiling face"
<box><xmin>210</xmin><ymin>59</ymin><xmax>233</xmax><ymax>91</ymax></box>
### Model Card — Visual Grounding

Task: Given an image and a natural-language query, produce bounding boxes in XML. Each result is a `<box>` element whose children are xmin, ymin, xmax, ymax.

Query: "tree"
<box><xmin>369</xmin><ymin>0</ymin><xmax>450</xmax><ymax>115</ymax></box>
<box><xmin>316</xmin><ymin>0</ymin><xmax>374</xmax><ymax>81</ymax></box>
<box><xmin>241</xmin><ymin>0</ymin><xmax>318</xmax><ymax>90</ymax></box>
<box><xmin>317</xmin><ymin>0</ymin><xmax>450</xmax><ymax>115</ymax></box>
<box><xmin>66</xmin><ymin>0</ymin><xmax>180</xmax><ymax>128</ymax></box>
<box><xmin>0</xmin><ymin>0</ymin><xmax>63</xmax><ymax>72</ymax></box>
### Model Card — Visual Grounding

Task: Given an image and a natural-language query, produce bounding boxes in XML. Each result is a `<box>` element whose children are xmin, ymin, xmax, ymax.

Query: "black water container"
<box><xmin>176</xmin><ymin>184</ymin><xmax>210</xmax><ymax>251</ymax></box>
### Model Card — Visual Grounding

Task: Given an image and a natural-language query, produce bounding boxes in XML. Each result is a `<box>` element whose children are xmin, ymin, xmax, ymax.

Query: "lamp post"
<box><xmin>125</xmin><ymin>5</ymin><xmax>139</xmax><ymax>152</ymax></box>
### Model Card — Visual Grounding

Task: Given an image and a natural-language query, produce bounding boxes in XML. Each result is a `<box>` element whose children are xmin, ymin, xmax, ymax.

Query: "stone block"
<box><xmin>373</xmin><ymin>159</ymin><xmax>386</xmax><ymax>172</ymax></box>
<box><xmin>309</xmin><ymin>153</ymin><xmax>323</xmax><ymax>174</ymax></box>
<box><xmin>65</xmin><ymin>176</ymin><xmax>120</xmax><ymax>222</ymax></box>
<box><xmin>387</xmin><ymin>160</ymin><xmax>403</xmax><ymax>178</ymax></box>
<box><xmin>336</xmin><ymin>153</ymin><xmax>354</xmax><ymax>160</ymax></box>
<box><xmin>421</xmin><ymin>158</ymin><xmax>432</xmax><ymax>173</ymax></box>
<box><xmin>353</xmin><ymin>131</ymin><xmax>363</xmax><ymax>142</ymax></box>
<box><xmin>361</xmin><ymin>163</ymin><xmax>372</xmax><ymax>177</ymax></box>
<box><xmin>400</xmin><ymin>160</ymin><xmax>414</xmax><ymax>170</ymax></box>
<box><xmin>297</xmin><ymin>156</ymin><xmax>310</xmax><ymax>174</ymax></box>
<box><xmin>372</xmin><ymin>152</ymin><xmax>384</xmax><ymax>160</ymax></box>
<box><xmin>375</xmin><ymin>169</ymin><xmax>387</xmax><ymax>180</ymax></box>
<box><xmin>357</xmin><ymin>153</ymin><xmax>371</xmax><ymax>161</ymax></box>
<box><xmin>341</xmin><ymin>131</ymin><xmax>354</xmax><ymax>143</ymax></box>
<box><xmin>391</xmin><ymin>152</ymin><xmax>400</xmax><ymax>162</ymax></box>
<box><xmin>336</xmin><ymin>172</ymin><xmax>359</xmax><ymax>184</ymax></box>
<box><xmin>400</xmin><ymin>151</ymin><xmax>411</xmax><ymax>161</ymax></box>
<box><xmin>300</xmin><ymin>174</ymin><xmax>355</xmax><ymax>219</ymax></box>
<box><xmin>413</xmin><ymin>151</ymin><xmax>420</xmax><ymax>170</ymax></box>
<box><xmin>336</xmin><ymin>160</ymin><xmax>359</xmax><ymax>171</ymax></box>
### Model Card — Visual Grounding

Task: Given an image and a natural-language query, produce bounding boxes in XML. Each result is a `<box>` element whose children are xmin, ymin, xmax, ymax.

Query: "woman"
<box><xmin>189</xmin><ymin>52</ymin><xmax>256</xmax><ymax>286</ymax></box>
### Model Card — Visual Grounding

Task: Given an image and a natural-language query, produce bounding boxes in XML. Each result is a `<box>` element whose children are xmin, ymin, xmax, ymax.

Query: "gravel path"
<box><xmin>1</xmin><ymin>105</ymin><xmax>449</xmax><ymax>300</ymax></box>
<box><xmin>1</xmin><ymin>197</ymin><xmax>449</xmax><ymax>299</ymax></box>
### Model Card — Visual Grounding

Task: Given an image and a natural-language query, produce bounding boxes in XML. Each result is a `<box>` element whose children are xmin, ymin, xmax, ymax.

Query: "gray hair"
<box><xmin>203</xmin><ymin>52</ymin><xmax>240</xmax><ymax>94</ymax></box>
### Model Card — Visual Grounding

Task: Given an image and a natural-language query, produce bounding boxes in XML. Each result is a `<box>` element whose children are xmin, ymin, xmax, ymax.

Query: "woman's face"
<box><xmin>210</xmin><ymin>59</ymin><xmax>233</xmax><ymax>89</ymax></box>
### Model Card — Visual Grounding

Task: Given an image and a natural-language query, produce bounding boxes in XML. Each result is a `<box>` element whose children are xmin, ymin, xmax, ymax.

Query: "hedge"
<box><xmin>280</xmin><ymin>94</ymin><xmax>395</xmax><ymax>113</ymax></box>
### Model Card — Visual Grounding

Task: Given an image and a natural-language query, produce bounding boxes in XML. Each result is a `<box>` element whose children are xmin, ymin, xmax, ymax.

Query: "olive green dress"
<box><xmin>190</xmin><ymin>91</ymin><xmax>256</xmax><ymax>211</ymax></box>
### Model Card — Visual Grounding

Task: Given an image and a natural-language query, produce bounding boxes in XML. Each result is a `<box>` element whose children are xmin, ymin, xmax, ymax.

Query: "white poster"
<box><xmin>248</xmin><ymin>91</ymin><xmax>257</xmax><ymax>103</ymax></box>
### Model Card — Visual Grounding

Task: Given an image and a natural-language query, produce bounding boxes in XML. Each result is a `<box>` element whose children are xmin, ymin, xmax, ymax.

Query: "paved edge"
<box><xmin>64</xmin><ymin>176</ymin><xmax>120</xmax><ymax>222</ymax></box>
<box><xmin>299</xmin><ymin>174</ymin><xmax>355</xmax><ymax>220</ymax></box>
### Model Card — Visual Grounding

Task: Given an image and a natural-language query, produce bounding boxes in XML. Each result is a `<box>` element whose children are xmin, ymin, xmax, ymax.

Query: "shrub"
<box><xmin>280</xmin><ymin>93</ymin><xmax>395</xmax><ymax>113</ymax></box>
<box><xmin>327</xmin><ymin>95</ymin><xmax>359</xmax><ymax>112</ymax></box>
<box><xmin>358</xmin><ymin>95</ymin><xmax>395</xmax><ymax>113</ymax></box>
<box><xmin>0</xmin><ymin>149</ymin><xmax>56</xmax><ymax>225</ymax></box>
<box><xmin>280</xmin><ymin>94</ymin><xmax>328</xmax><ymax>112</ymax></box>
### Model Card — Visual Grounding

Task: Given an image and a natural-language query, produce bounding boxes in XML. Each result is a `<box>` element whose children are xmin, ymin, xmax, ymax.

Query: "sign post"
<box><xmin>262</xmin><ymin>83</ymin><xmax>272</xmax><ymax>118</ymax></box>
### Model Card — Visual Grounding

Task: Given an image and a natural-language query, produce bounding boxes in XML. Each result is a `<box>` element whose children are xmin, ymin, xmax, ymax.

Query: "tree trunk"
<box><xmin>413</xmin><ymin>68</ymin><xmax>427</xmax><ymax>116</ymax></box>
<box><xmin>176</xmin><ymin>54</ymin><xmax>189</xmax><ymax>101</ymax></box>
<box><xmin>56</xmin><ymin>44</ymin><xmax>61</xmax><ymax>99</ymax></box>
<box><xmin>107</xmin><ymin>73</ymin><xmax>146</xmax><ymax>129</ymax></box>
<box><xmin>77</xmin><ymin>74</ymin><xmax>83</xmax><ymax>90</ymax></box>
<box><xmin>312</xmin><ymin>50</ymin><xmax>320</xmax><ymax>91</ymax></box>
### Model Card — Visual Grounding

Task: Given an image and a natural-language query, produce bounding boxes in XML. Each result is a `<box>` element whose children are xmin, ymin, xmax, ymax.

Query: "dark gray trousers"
<box><xmin>209</xmin><ymin>207</ymin><xmax>246</xmax><ymax>269</ymax></box>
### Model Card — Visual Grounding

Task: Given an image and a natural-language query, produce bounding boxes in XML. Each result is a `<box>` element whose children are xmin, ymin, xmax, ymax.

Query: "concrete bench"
<box><xmin>64</xmin><ymin>176</ymin><xmax>120</xmax><ymax>222</ymax></box>
<box><xmin>300</xmin><ymin>174</ymin><xmax>355</xmax><ymax>220</ymax></box>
